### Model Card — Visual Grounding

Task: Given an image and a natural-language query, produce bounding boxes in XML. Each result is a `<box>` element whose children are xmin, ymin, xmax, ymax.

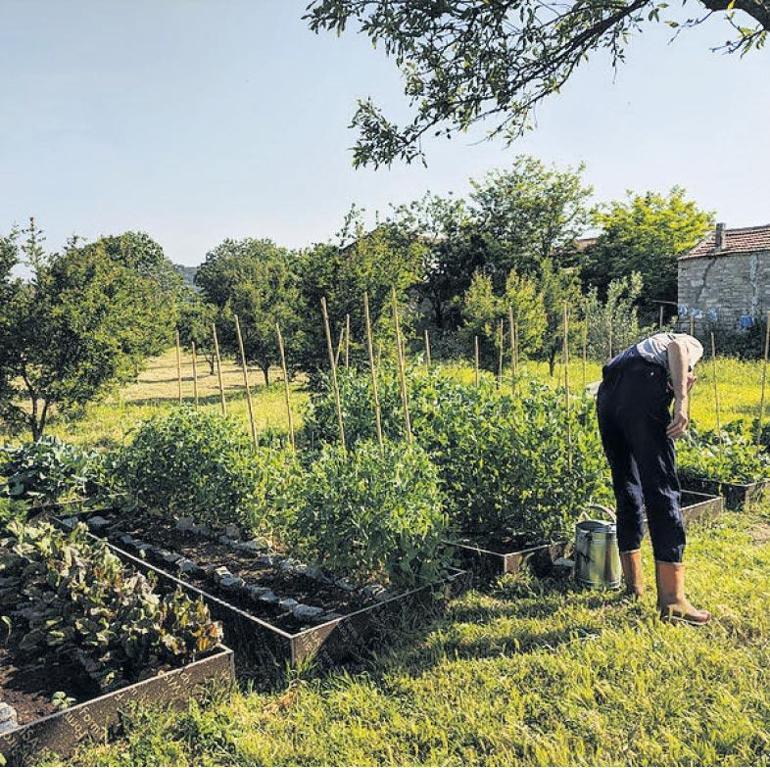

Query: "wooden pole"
<box><xmin>474</xmin><ymin>336</ymin><xmax>480</xmax><ymax>387</ymax></box>
<box><xmin>335</xmin><ymin>323</ymin><xmax>344</xmax><ymax>368</ymax></box>
<box><xmin>344</xmin><ymin>313</ymin><xmax>351</xmax><ymax>368</ymax></box>
<box><xmin>607</xmin><ymin>320</ymin><xmax>613</xmax><ymax>362</ymax></box>
<box><xmin>581</xmin><ymin>316</ymin><xmax>588</xmax><ymax>391</ymax></box>
<box><xmin>424</xmin><ymin>329</ymin><xmax>431</xmax><ymax>369</ymax></box>
<box><xmin>689</xmin><ymin>314</ymin><xmax>695</xmax><ymax>337</ymax></box>
<box><xmin>757</xmin><ymin>310</ymin><xmax>770</xmax><ymax>444</ymax></box>
<box><xmin>275</xmin><ymin>323</ymin><xmax>295</xmax><ymax>451</ymax></box>
<box><xmin>659</xmin><ymin>305</ymin><xmax>665</xmax><ymax>330</ymax></box>
<box><xmin>710</xmin><ymin>331</ymin><xmax>722</xmax><ymax>435</ymax></box>
<box><xmin>175</xmin><ymin>330</ymin><xmax>182</xmax><ymax>404</ymax></box>
<box><xmin>364</xmin><ymin>293</ymin><xmax>384</xmax><ymax>451</ymax></box>
<box><xmin>234</xmin><ymin>315</ymin><xmax>258</xmax><ymax>448</ymax></box>
<box><xmin>391</xmin><ymin>288</ymin><xmax>412</xmax><ymax>444</ymax></box>
<box><xmin>563</xmin><ymin>304</ymin><xmax>573</xmax><ymax>470</ymax></box>
<box><xmin>514</xmin><ymin>321</ymin><xmax>520</xmax><ymax>380</ymax></box>
<box><xmin>508</xmin><ymin>306</ymin><xmax>517</xmax><ymax>395</ymax></box>
<box><xmin>321</xmin><ymin>297</ymin><xmax>346</xmax><ymax>453</ymax></box>
<box><xmin>212</xmin><ymin>323</ymin><xmax>226</xmax><ymax>416</ymax></box>
<box><xmin>497</xmin><ymin>320</ymin><xmax>504</xmax><ymax>389</ymax></box>
<box><xmin>191</xmin><ymin>341</ymin><xmax>199</xmax><ymax>408</ymax></box>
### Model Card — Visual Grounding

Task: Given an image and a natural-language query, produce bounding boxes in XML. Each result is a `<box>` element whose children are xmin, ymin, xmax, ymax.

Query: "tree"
<box><xmin>0</xmin><ymin>221</ymin><xmax>175</xmax><ymax>440</ymax></box>
<box><xmin>177</xmin><ymin>292</ymin><xmax>218</xmax><ymax>375</ymax></box>
<box><xmin>469</xmin><ymin>157</ymin><xmax>594</xmax><ymax>278</ymax></box>
<box><xmin>539</xmin><ymin>258</ymin><xmax>583</xmax><ymax>376</ymax></box>
<box><xmin>579</xmin><ymin>187</ymin><xmax>713</xmax><ymax>310</ymax></box>
<box><xmin>306</xmin><ymin>1</ymin><xmax>768</xmax><ymax>168</ymax></box>
<box><xmin>195</xmin><ymin>238</ymin><xmax>302</xmax><ymax>385</ymax></box>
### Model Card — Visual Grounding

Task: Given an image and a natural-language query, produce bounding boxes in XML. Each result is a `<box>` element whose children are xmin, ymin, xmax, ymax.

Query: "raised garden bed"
<box><xmin>0</xmin><ymin>645</ymin><xmax>233</xmax><ymax>766</ymax></box>
<box><xmin>56</xmin><ymin>510</ymin><xmax>470</xmax><ymax>668</ymax></box>
<box><xmin>679</xmin><ymin>489</ymin><xmax>725</xmax><ymax>524</ymax></box>
<box><xmin>449</xmin><ymin>532</ymin><xmax>569</xmax><ymax>579</ymax></box>
<box><xmin>679</xmin><ymin>474</ymin><xmax>770</xmax><ymax>510</ymax></box>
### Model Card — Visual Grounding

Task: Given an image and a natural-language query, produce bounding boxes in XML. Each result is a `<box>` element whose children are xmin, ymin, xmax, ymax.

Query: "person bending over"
<box><xmin>597</xmin><ymin>332</ymin><xmax>710</xmax><ymax>625</ymax></box>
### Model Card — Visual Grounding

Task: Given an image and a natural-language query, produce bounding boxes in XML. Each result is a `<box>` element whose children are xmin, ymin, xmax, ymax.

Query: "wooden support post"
<box><xmin>757</xmin><ymin>311</ymin><xmax>770</xmax><ymax>444</ymax></box>
<box><xmin>275</xmin><ymin>323</ymin><xmax>295</xmax><ymax>451</ymax></box>
<box><xmin>424</xmin><ymin>329</ymin><xmax>431</xmax><ymax>369</ymax></box>
<box><xmin>191</xmin><ymin>341</ymin><xmax>199</xmax><ymax>408</ymax></box>
<box><xmin>581</xmin><ymin>316</ymin><xmax>588</xmax><ymax>391</ymax></box>
<box><xmin>391</xmin><ymin>288</ymin><xmax>412</xmax><ymax>444</ymax></box>
<box><xmin>689</xmin><ymin>314</ymin><xmax>695</xmax><ymax>337</ymax></box>
<box><xmin>175</xmin><ymin>330</ymin><xmax>182</xmax><ymax>404</ymax></box>
<box><xmin>563</xmin><ymin>304</ymin><xmax>572</xmax><ymax>470</ymax></box>
<box><xmin>659</xmin><ymin>305</ymin><xmax>664</xmax><ymax>330</ymax></box>
<box><xmin>364</xmin><ymin>293</ymin><xmax>384</xmax><ymax>451</ymax></box>
<box><xmin>321</xmin><ymin>297</ymin><xmax>346</xmax><ymax>453</ymax></box>
<box><xmin>607</xmin><ymin>320</ymin><xmax>613</xmax><ymax>362</ymax></box>
<box><xmin>710</xmin><ymin>331</ymin><xmax>722</xmax><ymax>436</ymax></box>
<box><xmin>497</xmin><ymin>320</ymin><xmax>504</xmax><ymax>389</ymax></box>
<box><xmin>508</xmin><ymin>306</ymin><xmax>517</xmax><ymax>395</ymax></box>
<box><xmin>344</xmin><ymin>313</ymin><xmax>351</xmax><ymax>368</ymax></box>
<box><xmin>474</xmin><ymin>336</ymin><xmax>480</xmax><ymax>387</ymax></box>
<box><xmin>234</xmin><ymin>315</ymin><xmax>258</xmax><ymax>449</ymax></box>
<box><xmin>212</xmin><ymin>323</ymin><xmax>227</xmax><ymax>416</ymax></box>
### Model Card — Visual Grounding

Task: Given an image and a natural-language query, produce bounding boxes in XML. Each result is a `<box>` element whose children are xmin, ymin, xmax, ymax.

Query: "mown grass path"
<box><xmin>70</xmin><ymin>509</ymin><xmax>770</xmax><ymax>766</ymax></box>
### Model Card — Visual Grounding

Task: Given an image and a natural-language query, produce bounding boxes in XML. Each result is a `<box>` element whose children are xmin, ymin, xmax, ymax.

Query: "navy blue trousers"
<box><xmin>596</xmin><ymin>353</ymin><xmax>685</xmax><ymax>563</ymax></box>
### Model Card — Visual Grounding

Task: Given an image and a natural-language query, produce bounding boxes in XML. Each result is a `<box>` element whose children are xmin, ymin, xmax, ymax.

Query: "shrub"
<box><xmin>116</xmin><ymin>407</ymin><xmax>298</xmax><ymax>534</ymax></box>
<box><xmin>678</xmin><ymin>421</ymin><xmax>770</xmax><ymax>484</ymax></box>
<box><xmin>0</xmin><ymin>436</ymin><xmax>106</xmax><ymax>505</ymax></box>
<box><xmin>289</xmin><ymin>439</ymin><xmax>450</xmax><ymax>589</ymax></box>
<box><xmin>0</xmin><ymin>520</ymin><xmax>222</xmax><ymax>692</ymax></box>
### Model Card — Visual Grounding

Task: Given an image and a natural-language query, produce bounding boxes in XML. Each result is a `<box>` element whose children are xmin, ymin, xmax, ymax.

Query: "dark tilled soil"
<box><xmin>104</xmin><ymin>512</ymin><xmax>374</xmax><ymax>633</ymax></box>
<box><xmin>0</xmin><ymin>646</ymin><xmax>99</xmax><ymax>727</ymax></box>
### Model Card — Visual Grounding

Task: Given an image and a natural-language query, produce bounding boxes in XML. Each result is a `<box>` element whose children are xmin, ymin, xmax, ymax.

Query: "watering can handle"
<box><xmin>579</xmin><ymin>503</ymin><xmax>617</xmax><ymax>523</ymax></box>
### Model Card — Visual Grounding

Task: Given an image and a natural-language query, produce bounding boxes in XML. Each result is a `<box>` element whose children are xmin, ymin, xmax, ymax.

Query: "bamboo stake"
<box><xmin>391</xmin><ymin>288</ymin><xmax>412</xmax><ymax>444</ymax></box>
<box><xmin>474</xmin><ymin>336</ymin><xmax>480</xmax><ymax>387</ymax></box>
<box><xmin>424</xmin><ymin>329</ymin><xmax>431</xmax><ymax>369</ymax></box>
<box><xmin>508</xmin><ymin>306</ymin><xmax>516</xmax><ymax>395</ymax></box>
<box><xmin>212</xmin><ymin>323</ymin><xmax>227</xmax><ymax>416</ymax></box>
<box><xmin>497</xmin><ymin>320</ymin><xmax>504</xmax><ymax>389</ymax></box>
<box><xmin>757</xmin><ymin>311</ymin><xmax>770</xmax><ymax>444</ymax></box>
<box><xmin>175</xmin><ymin>330</ymin><xmax>182</xmax><ymax>404</ymax></box>
<box><xmin>234</xmin><ymin>315</ymin><xmax>258</xmax><ymax>449</ymax></box>
<box><xmin>344</xmin><ymin>313</ymin><xmax>351</xmax><ymax>368</ymax></box>
<box><xmin>710</xmin><ymin>331</ymin><xmax>722</xmax><ymax>436</ymax></box>
<box><xmin>335</xmin><ymin>323</ymin><xmax>344</xmax><ymax>368</ymax></box>
<box><xmin>581</xmin><ymin>316</ymin><xmax>588</xmax><ymax>391</ymax></box>
<box><xmin>321</xmin><ymin>297</ymin><xmax>346</xmax><ymax>453</ymax></box>
<box><xmin>659</xmin><ymin>305</ymin><xmax>665</xmax><ymax>330</ymax></box>
<box><xmin>363</xmin><ymin>293</ymin><xmax>384</xmax><ymax>452</ymax></box>
<box><xmin>275</xmin><ymin>323</ymin><xmax>295</xmax><ymax>451</ymax></box>
<box><xmin>563</xmin><ymin>304</ymin><xmax>573</xmax><ymax>471</ymax></box>
<box><xmin>607</xmin><ymin>320</ymin><xmax>613</xmax><ymax>362</ymax></box>
<box><xmin>191</xmin><ymin>341</ymin><xmax>199</xmax><ymax>408</ymax></box>
<box><xmin>514</xmin><ymin>321</ymin><xmax>519</xmax><ymax>380</ymax></box>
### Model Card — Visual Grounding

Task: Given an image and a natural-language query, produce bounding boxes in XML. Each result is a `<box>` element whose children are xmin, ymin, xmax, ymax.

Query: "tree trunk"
<box><xmin>262</xmin><ymin>364</ymin><xmax>270</xmax><ymax>386</ymax></box>
<box><xmin>208</xmin><ymin>356</ymin><xmax>215</xmax><ymax>375</ymax></box>
<box><xmin>548</xmin><ymin>348</ymin><xmax>557</xmax><ymax>378</ymax></box>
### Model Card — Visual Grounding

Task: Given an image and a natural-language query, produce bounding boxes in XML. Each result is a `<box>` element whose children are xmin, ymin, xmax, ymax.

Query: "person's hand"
<box><xmin>667</xmin><ymin>400</ymin><xmax>689</xmax><ymax>440</ymax></box>
<box><xmin>687</xmin><ymin>372</ymin><xmax>697</xmax><ymax>392</ymax></box>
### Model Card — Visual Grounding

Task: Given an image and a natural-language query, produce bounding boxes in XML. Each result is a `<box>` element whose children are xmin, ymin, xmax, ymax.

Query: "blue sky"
<box><xmin>1</xmin><ymin>0</ymin><xmax>768</xmax><ymax>266</ymax></box>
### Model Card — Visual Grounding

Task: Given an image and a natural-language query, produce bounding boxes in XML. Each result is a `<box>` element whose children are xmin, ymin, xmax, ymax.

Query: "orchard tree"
<box><xmin>306</xmin><ymin>1</ymin><xmax>768</xmax><ymax>168</ymax></box>
<box><xmin>0</xmin><ymin>221</ymin><xmax>176</xmax><ymax>440</ymax></box>
<box><xmin>539</xmin><ymin>258</ymin><xmax>583</xmax><ymax>376</ymax></box>
<box><xmin>195</xmin><ymin>238</ymin><xmax>303</xmax><ymax>385</ymax></box>
<box><xmin>177</xmin><ymin>292</ymin><xmax>218</xmax><ymax>375</ymax></box>
<box><xmin>580</xmin><ymin>187</ymin><xmax>713</xmax><ymax>308</ymax></box>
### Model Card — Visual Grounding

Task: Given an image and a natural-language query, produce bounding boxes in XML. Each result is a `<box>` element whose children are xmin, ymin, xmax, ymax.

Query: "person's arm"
<box><xmin>666</xmin><ymin>339</ymin><xmax>692</xmax><ymax>439</ymax></box>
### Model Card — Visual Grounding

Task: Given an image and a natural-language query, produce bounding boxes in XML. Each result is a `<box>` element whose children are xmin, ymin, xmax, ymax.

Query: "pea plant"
<box><xmin>115</xmin><ymin>407</ymin><xmax>299</xmax><ymax>535</ymax></box>
<box><xmin>678</xmin><ymin>421</ymin><xmax>770</xmax><ymax>484</ymax></box>
<box><xmin>287</xmin><ymin>439</ymin><xmax>451</xmax><ymax>589</ymax></box>
<box><xmin>0</xmin><ymin>520</ymin><xmax>222</xmax><ymax>692</ymax></box>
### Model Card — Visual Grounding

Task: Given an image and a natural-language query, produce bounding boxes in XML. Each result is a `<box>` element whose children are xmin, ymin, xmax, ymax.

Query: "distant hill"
<box><xmin>175</xmin><ymin>264</ymin><xmax>198</xmax><ymax>289</ymax></box>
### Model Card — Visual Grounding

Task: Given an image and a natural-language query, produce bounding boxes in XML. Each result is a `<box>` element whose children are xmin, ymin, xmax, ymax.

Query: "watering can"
<box><xmin>574</xmin><ymin>504</ymin><xmax>622</xmax><ymax>589</ymax></box>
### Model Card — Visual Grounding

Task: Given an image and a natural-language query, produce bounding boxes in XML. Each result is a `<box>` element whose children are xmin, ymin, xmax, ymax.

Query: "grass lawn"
<box><xmin>69</xmin><ymin>508</ymin><xmax>770</xmax><ymax>766</ymax></box>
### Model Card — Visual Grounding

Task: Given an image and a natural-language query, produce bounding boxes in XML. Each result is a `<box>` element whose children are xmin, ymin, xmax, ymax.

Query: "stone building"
<box><xmin>677</xmin><ymin>223</ymin><xmax>770</xmax><ymax>330</ymax></box>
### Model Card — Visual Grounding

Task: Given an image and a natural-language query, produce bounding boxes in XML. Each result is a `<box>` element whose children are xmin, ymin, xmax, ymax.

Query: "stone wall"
<box><xmin>677</xmin><ymin>249</ymin><xmax>770</xmax><ymax>329</ymax></box>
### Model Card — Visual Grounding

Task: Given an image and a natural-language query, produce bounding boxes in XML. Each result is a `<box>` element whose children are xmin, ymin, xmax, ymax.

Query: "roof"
<box><xmin>680</xmin><ymin>224</ymin><xmax>770</xmax><ymax>261</ymax></box>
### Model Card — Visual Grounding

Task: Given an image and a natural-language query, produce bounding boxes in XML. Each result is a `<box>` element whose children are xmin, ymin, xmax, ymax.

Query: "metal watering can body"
<box><xmin>574</xmin><ymin>504</ymin><xmax>622</xmax><ymax>589</ymax></box>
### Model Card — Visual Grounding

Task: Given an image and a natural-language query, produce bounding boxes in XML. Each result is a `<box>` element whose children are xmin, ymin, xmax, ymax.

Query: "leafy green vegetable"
<box><xmin>0</xmin><ymin>520</ymin><xmax>222</xmax><ymax>692</ymax></box>
<box><xmin>288</xmin><ymin>439</ymin><xmax>450</xmax><ymax>589</ymax></box>
<box><xmin>678</xmin><ymin>421</ymin><xmax>770</xmax><ymax>485</ymax></box>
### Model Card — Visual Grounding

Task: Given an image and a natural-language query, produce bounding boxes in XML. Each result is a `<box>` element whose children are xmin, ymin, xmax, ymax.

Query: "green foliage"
<box><xmin>538</xmin><ymin>258</ymin><xmax>583</xmax><ymax>375</ymax></box>
<box><xmin>195</xmin><ymin>237</ymin><xmax>303</xmax><ymax>385</ymax></box>
<box><xmin>580</xmin><ymin>187</ymin><xmax>713</xmax><ymax>307</ymax></box>
<box><xmin>0</xmin><ymin>520</ymin><xmax>222</xmax><ymax>692</ymax></box>
<box><xmin>0</xmin><ymin>220</ymin><xmax>177</xmax><ymax>440</ymax></box>
<box><xmin>116</xmin><ymin>407</ymin><xmax>297</xmax><ymax>534</ymax></box>
<box><xmin>303</xmin><ymin>368</ymin><xmax>610</xmax><ymax>539</ymax></box>
<box><xmin>678</xmin><ymin>421</ymin><xmax>770</xmax><ymax>484</ymax></box>
<box><xmin>0</xmin><ymin>436</ymin><xmax>106</xmax><ymax>504</ymax></box>
<box><xmin>288</xmin><ymin>439</ymin><xmax>450</xmax><ymax>589</ymax></box>
<box><xmin>177</xmin><ymin>292</ymin><xmax>218</xmax><ymax>375</ymax></box>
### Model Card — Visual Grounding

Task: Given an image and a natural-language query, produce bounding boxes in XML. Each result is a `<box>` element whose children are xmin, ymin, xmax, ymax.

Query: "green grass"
<box><xmin>69</xmin><ymin>507</ymin><xmax>770</xmax><ymax>766</ymax></box>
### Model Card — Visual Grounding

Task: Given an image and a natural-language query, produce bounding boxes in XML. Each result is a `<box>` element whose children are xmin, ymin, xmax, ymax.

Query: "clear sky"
<box><xmin>1</xmin><ymin>0</ymin><xmax>768</xmax><ymax>266</ymax></box>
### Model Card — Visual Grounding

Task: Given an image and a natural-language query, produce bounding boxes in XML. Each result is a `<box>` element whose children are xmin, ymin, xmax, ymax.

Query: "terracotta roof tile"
<box><xmin>680</xmin><ymin>224</ymin><xmax>770</xmax><ymax>260</ymax></box>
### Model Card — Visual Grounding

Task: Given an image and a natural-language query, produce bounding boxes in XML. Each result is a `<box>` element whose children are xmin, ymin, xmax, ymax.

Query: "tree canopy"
<box><xmin>306</xmin><ymin>0</ymin><xmax>768</xmax><ymax>167</ymax></box>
